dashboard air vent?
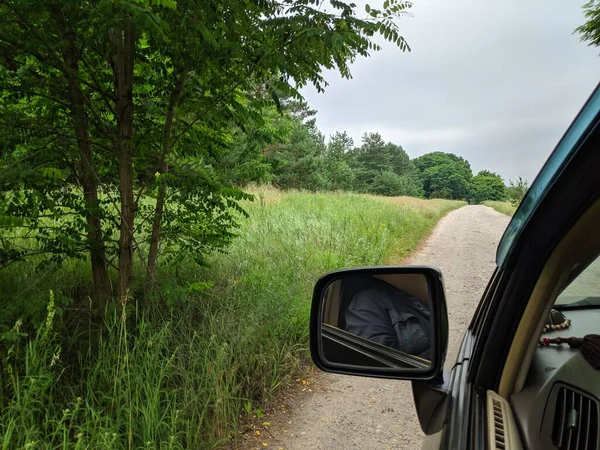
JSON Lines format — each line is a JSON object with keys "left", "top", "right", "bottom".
{"left": 552, "top": 386, "right": 599, "bottom": 450}
{"left": 487, "top": 391, "right": 522, "bottom": 450}
{"left": 492, "top": 397, "right": 506, "bottom": 449}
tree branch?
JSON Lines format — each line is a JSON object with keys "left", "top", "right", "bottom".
{"left": 3, "top": 3, "right": 67, "bottom": 73}
{"left": 79, "top": 53, "right": 117, "bottom": 116}
{"left": 80, "top": 90, "right": 116, "bottom": 145}
{"left": 0, "top": 35, "right": 66, "bottom": 74}
{"left": 0, "top": 87, "right": 70, "bottom": 109}
{"left": 1, "top": 120, "right": 115, "bottom": 154}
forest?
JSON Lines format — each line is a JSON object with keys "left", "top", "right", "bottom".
{"left": 219, "top": 96, "right": 528, "bottom": 204}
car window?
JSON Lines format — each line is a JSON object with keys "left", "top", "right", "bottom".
{"left": 496, "top": 85, "right": 600, "bottom": 268}
{"left": 555, "top": 258, "right": 600, "bottom": 306}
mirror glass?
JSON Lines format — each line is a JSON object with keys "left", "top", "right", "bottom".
{"left": 319, "top": 273, "right": 433, "bottom": 372}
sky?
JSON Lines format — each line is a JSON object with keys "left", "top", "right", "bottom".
{"left": 300, "top": 0, "right": 600, "bottom": 183}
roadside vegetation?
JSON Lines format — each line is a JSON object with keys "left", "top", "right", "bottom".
{"left": 0, "top": 3, "right": 418, "bottom": 447}
{"left": 0, "top": 188, "right": 463, "bottom": 448}
{"left": 482, "top": 177, "right": 530, "bottom": 215}
{"left": 482, "top": 201, "right": 518, "bottom": 216}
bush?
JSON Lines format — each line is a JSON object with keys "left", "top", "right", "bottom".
{"left": 505, "top": 177, "right": 529, "bottom": 204}
{"left": 370, "top": 171, "right": 423, "bottom": 197}
{"left": 429, "top": 187, "right": 454, "bottom": 199}
{"left": 482, "top": 200, "right": 517, "bottom": 216}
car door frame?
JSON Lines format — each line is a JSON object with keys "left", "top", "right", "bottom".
{"left": 471, "top": 87, "right": 600, "bottom": 393}
{"left": 435, "top": 84, "right": 600, "bottom": 450}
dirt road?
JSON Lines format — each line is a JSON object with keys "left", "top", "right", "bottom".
{"left": 250, "top": 205, "right": 511, "bottom": 450}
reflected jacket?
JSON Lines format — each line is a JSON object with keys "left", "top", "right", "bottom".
{"left": 344, "top": 278, "right": 432, "bottom": 358}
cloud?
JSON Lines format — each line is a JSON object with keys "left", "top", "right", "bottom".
{"left": 301, "top": 0, "right": 600, "bottom": 182}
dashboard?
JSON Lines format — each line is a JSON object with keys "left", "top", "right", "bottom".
{"left": 510, "top": 308, "right": 600, "bottom": 450}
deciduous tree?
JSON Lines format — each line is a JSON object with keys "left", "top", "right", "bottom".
{"left": 576, "top": 0, "right": 600, "bottom": 47}
{"left": 469, "top": 170, "right": 506, "bottom": 204}
{"left": 413, "top": 152, "right": 472, "bottom": 199}
{"left": 0, "top": 0, "right": 414, "bottom": 304}
{"left": 506, "top": 177, "right": 529, "bottom": 204}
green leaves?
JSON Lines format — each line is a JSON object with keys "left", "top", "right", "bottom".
{"left": 575, "top": 0, "right": 600, "bottom": 47}
{"left": 469, "top": 171, "right": 506, "bottom": 204}
{"left": 38, "top": 168, "right": 65, "bottom": 181}
{"left": 135, "top": 0, "right": 178, "bottom": 8}
{"left": 0, "top": 0, "right": 416, "bottom": 301}
{"left": 0, "top": 215, "right": 28, "bottom": 228}
{"left": 414, "top": 152, "right": 473, "bottom": 200}
{"left": 377, "top": 19, "right": 411, "bottom": 51}
{"left": 341, "top": 132, "right": 422, "bottom": 195}
{"left": 506, "top": 177, "right": 529, "bottom": 203}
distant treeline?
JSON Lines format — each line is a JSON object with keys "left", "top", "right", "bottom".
{"left": 216, "top": 100, "right": 528, "bottom": 204}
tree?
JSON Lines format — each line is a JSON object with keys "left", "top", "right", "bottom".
{"left": 506, "top": 177, "right": 529, "bottom": 204}
{"left": 320, "top": 133, "right": 356, "bottom": 190}
{"left": 413, "top": 151, "right": 472, "bottom": 174}
{"left": 469, "top": 171, "right": 506, "bottom": 204}
{"left": 575, "top": 0, "right": 600, "bottom": 47}
{"left": 423, "top": 163, "right": 471, "bottom": 199}
{"left": 370, "top": 170, "right": 423, "bottom": 197}
{"left": 347, "top": 132, "right": 411, "bottom": 190}
{"left": 0, "top": 0, "right": 414, "bottom": 305}
{"left": 218, "top": 105, "right": 297, "bottom": 186}
{"left": 386, "top": 142, "right": 411, "bottom": 176}
{"left": 217, "top": 129, "right": 274, "bottom": 186}
{"left": 355, "top": 132, "right": 390, "bottom": 170}
{"left": 325, "top": 159, "right": 357, "bottom": 191}
{"left": 403, "top": 162, "right": 425, "bottom": 197}
{"left": 413, "top": 152, "right": 472, "bottom": 199}
{"left": 326, "top": 131, "right": 354, "bottom": 159}
{"left": 265, "top": 118, "right": 330, "bottom": 191}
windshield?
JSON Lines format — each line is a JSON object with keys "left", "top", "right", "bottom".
{"left": 496, "top": 84, "right": 600, "bottom": 268}
{"left": 556, "top": 258, "right": 600, "bottom": 306}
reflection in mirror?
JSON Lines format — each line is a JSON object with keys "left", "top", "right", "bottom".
{"left": 320, "top": 273, "right": 433, "bottom": 372}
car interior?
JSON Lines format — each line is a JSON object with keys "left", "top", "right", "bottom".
{"left": 491, "top": 197, "right": 600, "bottom": 450}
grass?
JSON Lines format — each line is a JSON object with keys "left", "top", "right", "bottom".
{"left": 0, "top": 187, "right": 464, "bottom": 449}
{"left": 482, "top": 200, "right": 517, "bottom": 216}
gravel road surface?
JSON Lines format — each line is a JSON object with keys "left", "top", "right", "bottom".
{"left": 248, "top": 205, "right": 511, "bottom": 450}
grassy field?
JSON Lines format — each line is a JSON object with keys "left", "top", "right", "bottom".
{"left": 482, "top": 200, "right": 517, "bottom": 216}
{"left": 0, "top": 187, "right": 464, "bottom": 449}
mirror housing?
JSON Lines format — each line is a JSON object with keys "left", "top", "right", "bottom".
{"left": 310, "top": 266, "right": 449, "bottom": 381}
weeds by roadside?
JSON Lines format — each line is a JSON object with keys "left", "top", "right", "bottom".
{"left": 0, "top": 189, "right": 463, "bottom": 448}
{"left": 482, "top": 200, "right": 517, "bottom": 216}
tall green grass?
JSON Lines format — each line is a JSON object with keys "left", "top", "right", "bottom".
{"left": 0, "top": 188, "right": 464, "bottom": 449}
{"left": 482, "top": 200, "right": 517, "bottom": 216}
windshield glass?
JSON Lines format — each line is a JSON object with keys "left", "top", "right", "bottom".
{"left": 556, "top": 258, "right": 600, "bottom": 306}
{"left": 496, "top": 84, "right": 600, "bottom": 268}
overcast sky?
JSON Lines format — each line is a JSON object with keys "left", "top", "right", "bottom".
{"left": 301, "top": 0, "right": 600, "bottom": 182}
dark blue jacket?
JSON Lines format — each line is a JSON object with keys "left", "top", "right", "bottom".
{"left": 344, "top": 278, "right": 432, "bottom": 358}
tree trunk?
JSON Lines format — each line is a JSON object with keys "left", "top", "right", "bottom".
{"left": 146, "top": 72, "right": 186, "bottom": 287}
{"left": 62, "top": 39, "right": 111, "bottom": 307}
{"left": 111, "top": 24, "right": 136, "bottom": 302}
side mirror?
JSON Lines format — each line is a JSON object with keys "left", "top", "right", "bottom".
{"left": 310, "top": 266, "right": 449, "bottom": 381}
